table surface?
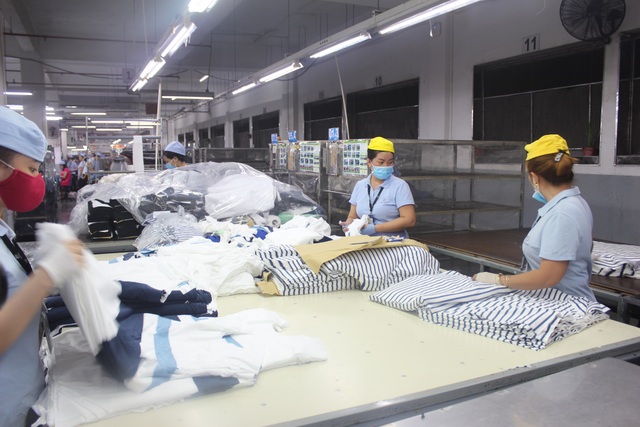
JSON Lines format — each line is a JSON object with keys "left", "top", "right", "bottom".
{"left": 414, "top": 229, "right": 640, "bottom": 296}
{"left": 85, "top": 289, "right": 640, "bottom": 427}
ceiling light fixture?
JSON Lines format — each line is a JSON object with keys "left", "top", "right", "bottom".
{"left": 131, "top": 78, "right": 148, "bottom": 92}
{"left": 7, "top": 105, "right": 23, "bottom": 111}
{"left": 379, "top": 0, "right": 485, "bottom": 35}
{"left": 3, "top": 91, "right": 32, "bottom": 96}
{"left": 188, "top": 0, "right": 219, "bottom": 13}
{"left": 159, "top": 20, "right": 197, "bottom": 58}
{"left": 96, "top": 128, "right": 123, "bottom": 132}
{"left": 310, "top": 32, "right": 371, "bottom": 59}
{"left": 231, "top": 82, "right": 257, "bottom": 95}
{"left": 161, "top": 91, "right": 215, "bottom": 101}
{"left": 199, "top": 75, "right": 210, "bottom": 82}
{"left": 140, "top": 57, "right": 166, "bottom": 80}
{"left": 71, "top": 112, "right": 107, "bottom": 116}
{"left": 259, "top": 62, "right": 304, "bottom": 83}
{"left": 46, "top": 116, "right": 63, "bottom": 120}
{"left": 71, "top": 125, "right": 97, "bottom": 129}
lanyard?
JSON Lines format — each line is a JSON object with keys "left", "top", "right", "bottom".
{"left": 367, "top": 185, "right": 384, "bottom": 215}
{"left": 1, "top": 234, "right": 33, "bottom": 274}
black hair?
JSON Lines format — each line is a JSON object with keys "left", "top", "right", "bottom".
{"left": 0, "top": 146, "right": 19, "bottom": 164}
{"left": 164, "top": 151, "right": 185, "bottom": 162}
{"left": 367, "top": 149, "right": 394, "bottom": 161}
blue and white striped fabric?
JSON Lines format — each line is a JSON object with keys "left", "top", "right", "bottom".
{"left": 592, "top": 241, "right": 640, "bottom": 279}
{"left": 257, "top": 244, "right": 440, "bottom": 295}
{"left": 370, "top": 271, "right": 610, "bottom": 350}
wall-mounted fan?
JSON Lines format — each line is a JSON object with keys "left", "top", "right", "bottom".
{"left": 560, "top": 0, "right": 626, "bottom": 43}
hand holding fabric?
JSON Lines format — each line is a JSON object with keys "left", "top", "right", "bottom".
{"left": 472, "top": 272, "right": 501, "bottom": 285}
{"left": 360, "top": 223, "right": 376, "bottom": 235}
{"left": 36, "top": 238, "right": 85, "bottom": 288}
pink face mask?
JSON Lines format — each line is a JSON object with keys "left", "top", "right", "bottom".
{"left": 0, "top": 160, "right": 45, "bottom": 212}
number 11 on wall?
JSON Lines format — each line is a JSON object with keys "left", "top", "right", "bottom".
{"left": 523, "top": 34, "right": 540, "bottom": 53}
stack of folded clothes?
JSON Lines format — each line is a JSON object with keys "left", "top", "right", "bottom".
{"left": 87, "top": 199, "right": 142, "bottom": 240}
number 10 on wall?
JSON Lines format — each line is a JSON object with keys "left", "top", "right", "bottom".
{"left": 523, "top": 34, "right": 540, "bottom": 53}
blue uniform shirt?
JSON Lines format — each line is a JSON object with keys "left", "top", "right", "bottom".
{"left": 522, "top": 187, "right": 596, "bottom": 301}
{"left": 0, "top": 220, "right": 45, "bottom": 427}
{"left": 349, "top": 174, "right": 415, "bottom": 238}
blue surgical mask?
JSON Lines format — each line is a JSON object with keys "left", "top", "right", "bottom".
{"left": 373, "top": 165, "right": 394, "bottom": 180}
{"left": 532, "top": 184, "right": 547, "bottom": 204}
{"left": 165, "top": 163, "right": 175, "bottom": 170}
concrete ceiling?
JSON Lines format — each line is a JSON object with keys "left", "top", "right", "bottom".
{"left": 1, "top": 0, "right": 406, "bottom": 130}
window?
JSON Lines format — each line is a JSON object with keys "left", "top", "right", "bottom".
{"left": 233, "top": 118, "right": 250, "bottom": 148}
{"left": 252, "top": 111, "right": 279, "bottom": 147}
{"left": 347, "top": 79, "right": 419, "bottom": 139}
{"left": 210, "top": 124, "right": 225, "bottom": 148}
{"left": 617, "top": 30, "right": 640, "bottom": 164}
{"left": 304, "top": 97, "right": 342, "bottom": 140}
{"left": 474, "top": 45, "right": 604, "bottom": 162}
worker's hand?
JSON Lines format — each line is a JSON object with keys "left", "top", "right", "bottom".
{"left": 339, "top": 219, "right": 354, "bottom": 233}
{"left": 36, "top": 239, "right": 86, "bottom": 288}
{"left": 360, "top": 223, "right": 376, "bottom": 235}
{"left": 472, "top": 272, "right": 501, "bottom": 285}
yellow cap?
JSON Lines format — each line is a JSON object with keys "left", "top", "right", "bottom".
{"left": 368, "top": 136, "right": 394, "bottom": 153}
{"left": 525, "top": 134, "right": 569, "bottom": 161}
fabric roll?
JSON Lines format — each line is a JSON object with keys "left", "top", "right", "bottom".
{"left": 267, "top": 215, "right": 281, "bottom": 228}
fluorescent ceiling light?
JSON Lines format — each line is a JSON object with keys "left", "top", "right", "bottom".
{"left": 125, "top": 120, "right": 157, "bottom": 125}
{"left": 127, "top": 125, "right": 154, "bottom": 129}
{"left": 160, "top": 22, "right": 197, "bottom": 58}
{"left": 90, "top": 120, "right": 125, "bottom": 124}
{"left": 46, "top": 116, "right": 63, "bottom": 120}
{"left": 60, "top": 128, "right": 69, "bottom": 131}
{"left": 46, "top": 106, "right": 54, "bottom": 111}
{"left": 71, "top": 112, "right": 107, "bottom": 116}
{"left": 310, "top": 32, "right": 371, "bottom": 59}
{"left": 259, "top": 62, "right": 303, "bottom": 83}
{"left": 7, "top": 105, "right": 23, "bottom": 111}
{"left": 140, "top": 57, "right": 166, "bottom": 79}
{"left": 112, "top": 139, "right": 122, "bottom": 144}
{"left": 231, "top": 82, "right": 257, "bottom": 95}
{"left": 379, "top": 0, "right": 484, "bottom": 35}
{"left": 199, "top": 75, "right": 210, "bottom": 82}
{"left": 131, "top": 78, "right": 148, "bottom": 92}
{"left": 96, "top": 128, "right": 123, "bottom": 132}
{"left": 71, "top": 125, "right": 97, "bottom": 128}
{"left": 161, "top": 92, "right": 214, "bottom": 101}
{"left": 3, "top": 91, "right": 32, "bottom": 96}
{"left": 188, "top": 0, "right": 219, "bottom": 13}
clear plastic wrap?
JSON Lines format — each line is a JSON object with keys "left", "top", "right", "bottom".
{"left": 67, "top": 162, "right": 325, "bottom": 237}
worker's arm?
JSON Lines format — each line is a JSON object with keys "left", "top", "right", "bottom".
{"left": 475, "top": 258, "right": 569, "bottom": 290}
{"left": 0, "top": 268, "right": 53, "bottom": 354}
{"left": 369, "top": 204, "right": 416, "bottom": 234}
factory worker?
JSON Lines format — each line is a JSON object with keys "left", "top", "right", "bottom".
{"left": 0, "top": 106, "right": 86, "bottom": 426}
{"left": 163, "top": 141, "right": 188, "bottom": 169}
{"left": 340, "top": 137, "right": 416, "bottom": 238}
{"left": 474, "top": 134, "right": 596, "bottom": 301}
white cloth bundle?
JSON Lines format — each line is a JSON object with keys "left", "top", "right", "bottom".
{"left": 36, "top": 223, "right": 121, "bottom": 355}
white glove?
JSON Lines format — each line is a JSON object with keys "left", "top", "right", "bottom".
{"left": 36, "top": 239, "right": 85, "bottom": 288}
{"left": 473, "top": 272, "right": 501, "bottom": 285}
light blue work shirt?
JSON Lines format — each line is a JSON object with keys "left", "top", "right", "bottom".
{"left": 349, "top": 174, "right": 415, "bottom": 238}
{"left": 0, "top": 220, "right": 45, "bottom": 427}
{"left": 522, "top": 187, "right": 595, "bottom": 301}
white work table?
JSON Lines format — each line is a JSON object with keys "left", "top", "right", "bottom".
{"left": 84, "top": 289, "right": 640, "bottom": 427}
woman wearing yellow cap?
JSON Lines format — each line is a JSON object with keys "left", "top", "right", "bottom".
{"left": 340, "top": 137, "right": 416, "bottom": 238}
{"left": 474, "top": 134, "right": 595, "bottom": 301}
